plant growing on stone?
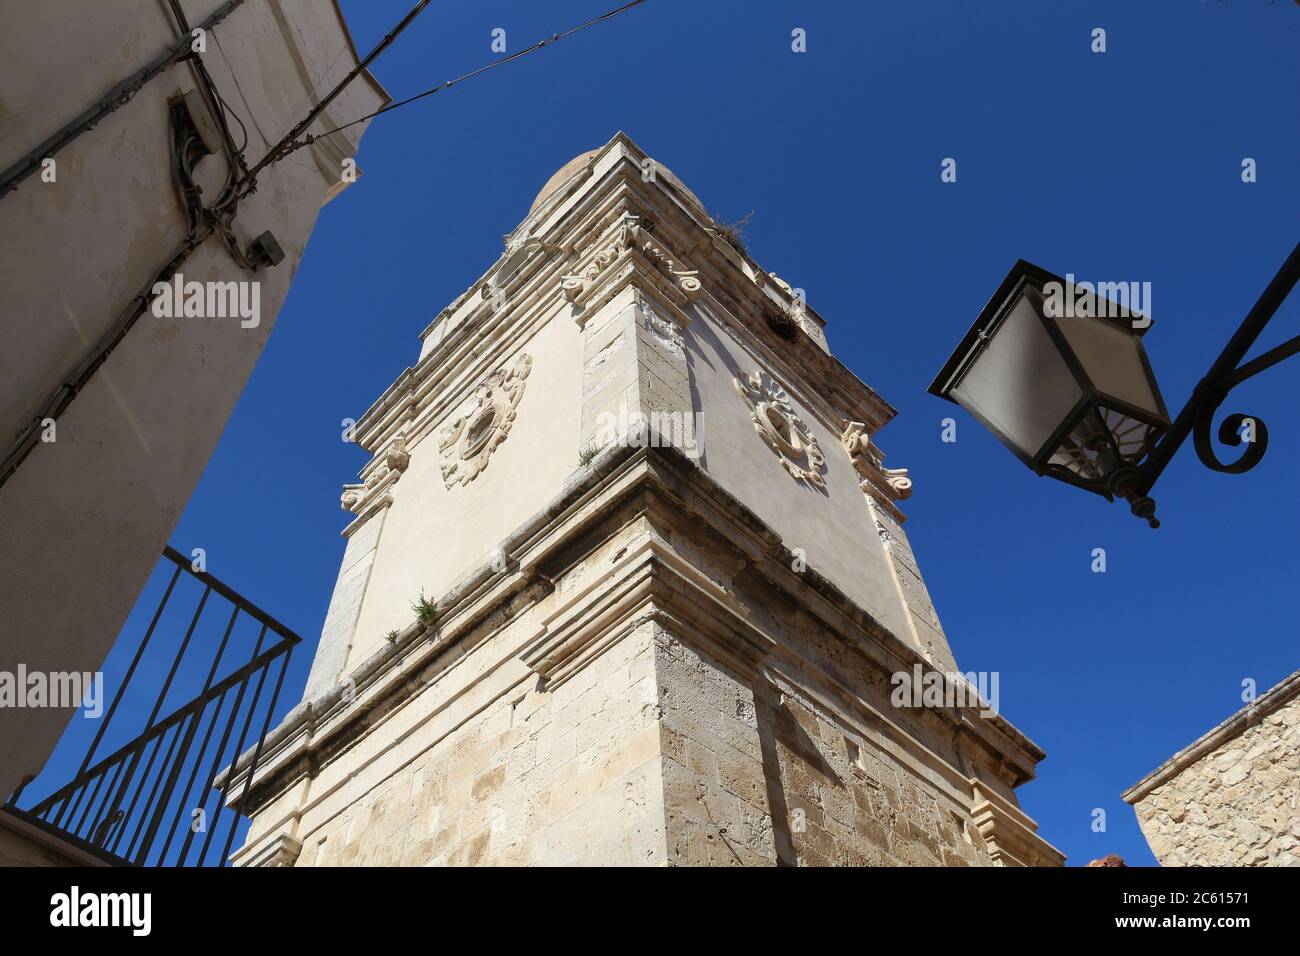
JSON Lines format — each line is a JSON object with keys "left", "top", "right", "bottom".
{"left": 762, "top": 300, "right": 800, "bottom": 341}
{"left": 411, "top": 590, "right": 435, "bottom": 627}
{"left": 711, "top": 209, "right": 754, "bottom": 256}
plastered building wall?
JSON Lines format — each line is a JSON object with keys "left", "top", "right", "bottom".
{"left": 343, "top": 309, "right": 585, "bottom": 673}
{"left": 0, "top": 0, "right": 386, "bottom": 801}
{"left": 683, "top": 305, "right": 917, "bottom": 652}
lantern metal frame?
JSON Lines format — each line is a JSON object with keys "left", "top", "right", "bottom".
{"left": 929, "top": 260, "right": 1170, "bottom": 497}
{"left": 931, "top": 242, "right": 1300, "bottom": 528}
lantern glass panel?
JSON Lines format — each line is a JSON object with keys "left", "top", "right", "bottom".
{"left": 949, "top": 292, "right": 1083, "bottom": 460}
{"left": 1053, "top": 314, "right": 1165, "bottom": 420}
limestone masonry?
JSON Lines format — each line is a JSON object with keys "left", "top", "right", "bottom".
{"left": 226, "top": 132, "right": 1064, "bottom": 867}
{"left": 1125, "top": 669, "right": 1300, "bottom": 866}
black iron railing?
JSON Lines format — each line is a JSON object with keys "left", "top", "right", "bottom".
{"left": 5, "top": 545, "right": 300, "bottom": 866}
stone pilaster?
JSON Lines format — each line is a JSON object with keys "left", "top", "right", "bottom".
{"left": 302, "top": 437, "right": 407, "bottom": 701}
{"left": 573, "top": 222, "right": 696, "bottom": 457}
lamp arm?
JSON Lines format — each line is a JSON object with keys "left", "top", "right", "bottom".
{"left": 1136, "top": 241, "right": 1300, "bottom": 492}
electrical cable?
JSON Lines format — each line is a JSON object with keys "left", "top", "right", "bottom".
{"left": 1, "top": 0, "right": 650, "bottom": 490}
{"left": 0, "top": 0, "right": 248, "bottom": 200}
{"left": 228, "top": 0, "right": 440, "bottom": 205}
{"left": 237, "top": 0, "right": 648, "bottom": 192}
{"left": 163, "top": 0, "right": 258, "bottom": 270}
{"left": 0, "top": 5, "right": 248, "bottom": 489}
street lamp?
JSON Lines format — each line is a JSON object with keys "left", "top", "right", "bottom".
{"left": 930, "top": 243, "right": 1300, "bottom": 528}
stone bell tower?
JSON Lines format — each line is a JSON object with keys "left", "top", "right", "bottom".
{"left": 227, "top": 132, "right": 1063, "bottom": 867}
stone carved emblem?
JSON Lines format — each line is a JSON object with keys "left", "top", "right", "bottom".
{"left": 638, "top": 233, "right": 702, "bottom": 299}
{"left": 733, "top": 368, "right": 825, "bottom": 488}
{"left": 841, "top": 421, "right": 911, "bottom": 507}
{"left": 438, "top": 354, "right": 533, "bottom": 488}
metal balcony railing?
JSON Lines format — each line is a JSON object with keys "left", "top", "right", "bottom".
{"left": 4, "top": 545, "right": 300, "bottom": 866}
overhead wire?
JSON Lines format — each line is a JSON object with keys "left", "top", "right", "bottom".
{"left": 235, "top": 0, "right": 649, "bottom": 194}
{"left": 226, "top": 0, "right": 440, "bottom": 205}
{"left": 1, "top": 0, "right": 650, "bottom": 490}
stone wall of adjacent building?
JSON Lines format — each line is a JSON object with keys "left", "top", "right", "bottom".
{"left": 0, "top": 0, "right": 387, "bottom": 804}
{"left": 1129, "top": 687, "right": 1300, "bottom": 866}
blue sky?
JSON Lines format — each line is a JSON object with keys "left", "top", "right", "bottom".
{"left": 34, "top": 1, "right": 1299, "bottom": 866}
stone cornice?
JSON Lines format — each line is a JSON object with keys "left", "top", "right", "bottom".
{"left": 520, "top": 537, "right": 777, "bottom": 691}
{"left": 223, "top": 444, "right": 1048, "bottom": 815}
{"left": 231, "top": 831, "right": 303, "bottom": 868}
{"left": 970, "top": 780, "right": 1066, "bottom": 867}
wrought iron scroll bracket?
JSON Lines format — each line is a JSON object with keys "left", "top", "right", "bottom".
{"left": 1131, "top": 242, "right": 1300, "bottom": 515}
{"left": 1190, "top": 332, "right": 1300, "bottom": 475}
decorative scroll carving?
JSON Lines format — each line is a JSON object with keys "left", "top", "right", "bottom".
{"left": 560, "top": 213, "right": 701, "bottom": 304}
{"left": 502, "top": 230, "right": 555, "bottom": 262}
{"left": 438, "top": 354, "right": 533, "bottom": 488}
{"left": 733, "top": 368, "right": 825, "bottom": 488}
{"left": 341, "top": 436, "right": 410, "bottom": 515}
{"left": 841, "top": 420, "right": 912, "bottom": 510}
{"left": 638, "top": 233, "right": 701, "bottom": 299}
{"left": 561, "top": 213, "right": 638, "bottom": 303}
